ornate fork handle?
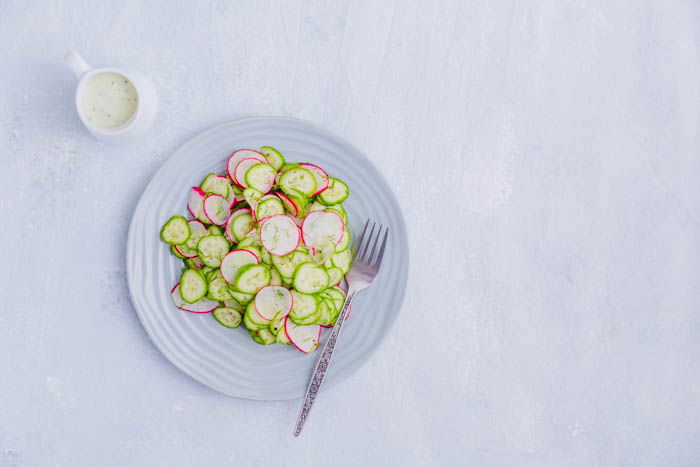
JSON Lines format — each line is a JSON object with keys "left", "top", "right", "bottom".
{"left": 293, "top": 290, "right": 357, "bottom": 436}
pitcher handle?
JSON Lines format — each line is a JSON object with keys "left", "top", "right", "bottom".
{"left": 64, "top": 50, "right": 93, "bottom": 79}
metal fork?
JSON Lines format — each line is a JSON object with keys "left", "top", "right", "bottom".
{"left": 293, "top": 220, "right": 389, "bottom": 436}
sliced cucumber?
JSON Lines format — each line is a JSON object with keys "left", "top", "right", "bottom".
{"left": 279, "top": 167, "right": 317, "bottom": 197}
{"left": 231, "top": 213, "right": 254, "bottom": 241}
{"left": 197, "top": 235, "right": 230, "bottom": 267}
{"left": 201, "top": 266, "right": 215, "bottom": 275}
{"left": 245, "top": 163, "right": 276, "bottom": 193}
{"left": 259, "top": 247, "right": 272, "bottom": 265}
{"left": 184, "top": 220, "right": 208, "bottom": 250}
{"left": 212, "top": 307, "right": 242, "bottom": 328}
{"left": 293, "top": 263, "right": 329, "bottom": 294}
{"left": 254, "top": 328, "right": 276, "bottom": 345}
{"left": 200, "top": 173, "right": 230, "bottom": 198}
{"left": 243, "top": 187, "right": 263, "bottom": 211}
{"left": 207, "top": 225, "right": 223, "bottom": 236}
{"left": 246, "top": 301, "right": 271, "bottom": 325}
{"left": 231, "top": 290, "right": 255, "bottom": 305}
{"left": 276, "top": 320, "right": 292, "bottom": 344}
{"left": 180, "top": 269, "right": 207, "bottom": 303}
{"left": 326, "top": 267, "right": 343, "bottom": 287}
{"left": 233, "top": 264, "right": 271, "bottom": 294}
{"left": 318, "top": 177, "right": 349, "bottom": 205}
{"left": 284, "top": 188, "right": 309, "bottom": 217}
{"left": 271, "top": 250, "right": 312, "bottom": 278}
{"left": 325, "top": 204, "right": 348, "bottom": 224}
{"left": 289, "top": 289, "right": 318, "bottom": 321}
{"left": 269, "top": 313, "right": 286, "bottom": 335}
{"left": 160, "top": 216, "right": 190, "bottom": 245}
{"left": 206, "top": 270, "right": 233, "bottom": 301}
{"left": 244, "top": 310, "right": 267, "bottom": 331}
{"left": 259, "top": 146, "right": 285, "bottom": 170}
{"left": 269, "top": 266, "right": 282, "bottom": 285}
{"left": 184, "top": 256, "right": 204, "bottom": 269}
{"left": 255, "top": 196, "right": 284, "bottom": 220}
{"left": 331, "top": 249, "right": 353, "bottom": 274}
{"left": 335, "top": 227, "right": 350, "bottom": 253}
{"left": 225, "top": 208, "right": 251, "bottom": 242}
{"left": 299, "top": 163, "right": 329, "bottom": 196}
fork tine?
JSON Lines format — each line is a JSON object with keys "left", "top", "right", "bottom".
{"left": 357, "top": 221, "right": 375, "bottom": 263}
{"left": 352, "top": 220, "right": 370, "bottom": 257}
{"left": 366, "top": 224, "right": 383, "bottom": 265}
{"left": 372, "top": 227, "right": 389, "bottom": 270}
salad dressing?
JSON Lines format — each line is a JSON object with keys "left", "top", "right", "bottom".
{"left": 79, "top": 72, "right": 138, "bottom": 129}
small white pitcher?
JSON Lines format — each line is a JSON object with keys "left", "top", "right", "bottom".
{"left": 64, "top": 50, "right": 158, "bottom": 144}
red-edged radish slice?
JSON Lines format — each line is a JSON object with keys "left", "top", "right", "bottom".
{"left": 214, "top": 175, "right": 236, "bottom": 207}
{"left": 240, "top": 248, "right": 260, "bottom": 262}
{"left": 203, "top": 194, "right": 231, "bottom": 225}
{"left": 276, "top": 192, "right": 298, "bottom": 217}
{"left": 302, "top": 211, "right": 345, "bottom": 247}
{"left": 285, "top": 318, "right": 321, "bottom": 353}
{"left": 259, "top": 215, "right": 301, "bottom": 256}
{"left": 220, "top": 249, "right": 259, "bottom": 284}
{"left": 174, "top": 244, "right": 197, "bottom": 258}
{"left": 171, "top": 283, "right": 218, "bottom": 313}
{"left": 233, "top": 158, "right": 264, "bottom": 188}
{"left": 255, "top": 286, "right": 293, "bottom": 321}
{"left": 187, "top": 187, "right": 206, "bottom": 217}
{"left": 299, "top": 163, "right": 329, "bottom": 196}
{"left": 227, "top": 149, "right": 268, "bottom": 184}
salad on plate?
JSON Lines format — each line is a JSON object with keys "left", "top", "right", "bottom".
{"left": 159, "top": 146, "right": 352, "bottom": 353}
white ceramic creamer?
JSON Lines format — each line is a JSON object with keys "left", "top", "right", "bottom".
{"left": 65, "top": 51, "right": 158, "bottom": 144}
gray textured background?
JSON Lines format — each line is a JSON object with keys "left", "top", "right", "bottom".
{"left": 1, "top": 1, "right": 699, "bottom": 466}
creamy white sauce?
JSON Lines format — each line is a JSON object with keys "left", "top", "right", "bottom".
{"left": 79, "top": 72, "right": 138, "bottom": 129}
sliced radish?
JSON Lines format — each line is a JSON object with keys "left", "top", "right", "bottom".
{"left": 227, "top": 149, "right": 268, "bottom": 184}
{"left": 171, "top": 283, "right": 218, "bottom": 313}
{"left": 213, "top": 175, "right": 236, "bottom": 207}
{"left": 302, "top": 211, "right": 345, "bottom": 248}
{"left": 220, "top": 249, "right": 259, "bottom": 284}
{"left": 233, "top": 158, "right": 264, "bottom": 188}
{"left": 187, "top": 187, "right": 206, "bottom": 217}
{"left": 259, "top": 215, "right": 301, "bottom": 256}
{"left": 174, "top": 243, "right": 197, "bottom": 258}
{"left": 285, "top": 318, "right": 321, "bottom": 353}
{"left": 203, "top": 194, "right": 231, "bottom": 225}
{"left": 276, "top": 192, "right": 298, "bottom": 216}
{"left": 240, "top": 248, "right": 260, "bottom": 262}
{"left": 299, "top": 163, "right": 329, "bottom": 196}
{"left": 255, "top": 286, "right": 293, "bottom": 320}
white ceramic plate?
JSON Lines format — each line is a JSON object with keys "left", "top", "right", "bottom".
{"left": 126, "top": 117, "right": 409, "bottom": 400}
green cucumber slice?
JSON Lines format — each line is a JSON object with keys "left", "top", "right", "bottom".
{"left": 259, "top": 146, "right": 285, "bottom": 171}
{"left": 318, "top": 177, "right": 349, "bottom": 205}
{"left": 244, "top": 163, "right": 276, "bottom": 193}
{"left": 160, "top": 216, "right": 190, "bottom": 245}
{"left": 197, "top": 235, "right": 230, "bottom": 267}
{"left": 206, "top": 270, "right": 233, "bottom": 301}
{"left": 293, "top": 263, "right": 329, "bottom": 294}
{"left": 233, "top": 264, "right": 271, "bottom": 294}
{"left": 279, "top": 167, "right": 317, "bottom": 197}
{"left": 289, "top": 289, "right": 318, "bottom": 321}
{"left": 212, "top": 307, "right": 242, "bottom": 328}
{"left": 231, "top": 213, "right": 254, "bottom": 241}
{"left": 179, "top": 269, "right": 207, "bottom": 303}
{"left": 200, "top": 173, "right": 230, "bottom": 198}
{"left": 331, "top": 249, "right": 353, "bottom": 274}
{"left": 255, "top": 197, "right": 285, "bottom": 220}
{"left": 326, "top": 267, "right": 343, "bottom": 287}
